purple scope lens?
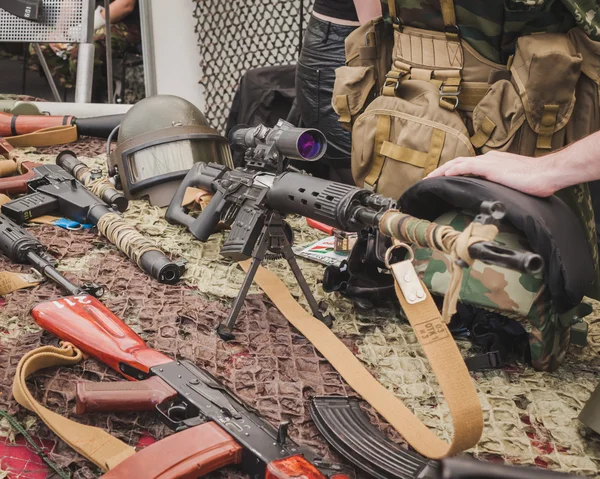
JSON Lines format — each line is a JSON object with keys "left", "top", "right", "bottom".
{"left": 297, "top": 132, "right": 322, "bottom": 159}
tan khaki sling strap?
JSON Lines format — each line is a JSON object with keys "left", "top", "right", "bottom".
{"left": 5, "top": 124, "right": 78, "bottom": 148}
{"left": 12, "top": 343, "right": 135, "bottom": 471}
{"left": 241, "top": 260, "right": 484, "bottom": 459}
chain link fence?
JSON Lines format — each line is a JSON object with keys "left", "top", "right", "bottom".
{"left": 194, "top": 0, "right": 314, "bottom": 132}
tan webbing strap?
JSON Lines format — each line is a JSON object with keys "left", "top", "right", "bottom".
{"left": 536, "top": 104, "right": 559, "bottom": 151}
{"left": 364, "top": 115, "right": 391, "bottom": 190}
{"left": 457, "top": 82, "right": 489, "bottom": 111}
{"left": 387, "top": 0, "right": 398, "bottom": 24}
{"left": 242, "top": 262, "right": 483, "bottom": 458}
{"left": 470, "top": 116, "right": 496, "bottom": 148}
{"left": 360, "top": 31, "right": 378, "bottom": 60}
{"left": 0, "top": 271, "right": 41, "bottom": 295}
{"left": 439, "top": 77, "right": 462, "bottom": 111}
{"left": 382, "top": 68, "right": 408, "bottom": 97}
{"left": 12, "top": 343, "right": 136, "bottom": 471}
{"left": 379, "top": 128, "right": 445, "bottom": 176}
{"left": 440, "top": 0, "right": 459, "bottom": 41}
{"left": 5, "top": 124, "right": 78, "bottom": 148}
{"left": 333, "top": 95, "right": 352, "bottom": 126}
{"left": 439, "top": 222, "right": 499, "bottom": 322}
{"left": 380, "top": 141, "right": 429, "bottom": 168}
{"left": 423, "top": 129, "right": 446, "bottom": 176}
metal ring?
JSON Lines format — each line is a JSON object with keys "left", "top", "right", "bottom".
{"left": 384, "top": 242, "right": 414, "bottom": 269}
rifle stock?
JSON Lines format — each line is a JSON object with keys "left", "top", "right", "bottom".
{"left": 32, "top": 295, "right": 171, "bottom": 379}
{"left": 103, "top": 422, "right": 242, "bottom": 479}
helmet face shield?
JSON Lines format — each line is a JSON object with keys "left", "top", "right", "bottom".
{"left": 126, "top": 138, "right": 233, "bottom": 185}
{"left": 111, "top": 126, "right": 233, "bottom": 207}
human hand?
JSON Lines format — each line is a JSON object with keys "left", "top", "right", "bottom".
{"left": 94, "top": 6, "right": 106, "bottom": 30}
{"left": 425, "top": 151, "right": 556, "bottom": 197}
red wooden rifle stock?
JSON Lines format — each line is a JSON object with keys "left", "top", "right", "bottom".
{"left": 0, "top": 137, "right": 42, "bottom": 194}
{"left": 32, "top": 295, "right": 347, "bottom": 479}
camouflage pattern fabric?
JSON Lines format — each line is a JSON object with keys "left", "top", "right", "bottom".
{"left": 1, "top": 134, "right": 600, "bottom": 476}
{"left": 412, "top": 211, "right": 566, "bottom": 371}
{"left": 383, "top": 0, "right": 600, "bottom": 63}
{"left": 556, "top": 183, "right": 600, "bottom": 300}
{"left": 30, "top": 23, "right": 144, "bottom": 103}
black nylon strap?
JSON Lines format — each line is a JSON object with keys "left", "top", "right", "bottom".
{"left": 10, "top": 114, "right": 17, "bottom": 136}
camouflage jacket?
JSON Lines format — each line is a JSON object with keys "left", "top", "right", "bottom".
{"left": 384, "top": 0, "right": 600, "bottom": 64}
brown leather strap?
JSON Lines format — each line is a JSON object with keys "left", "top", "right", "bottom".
{"left": 12, "top": 343, "right": 136, "bottom": 471}
{"left": 5, "top": 124, "right": 78, "bottom": 147}
{"left": 242, "top": 262, "right": 483, "bottom": 458}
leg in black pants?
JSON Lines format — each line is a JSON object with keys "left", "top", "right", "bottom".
{"left": 295, "top": 15, "right": 357, "bottom": 185}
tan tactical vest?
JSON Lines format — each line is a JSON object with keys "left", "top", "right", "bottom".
{"left": 332, "top": 0, "right": 600, "bottom": 300}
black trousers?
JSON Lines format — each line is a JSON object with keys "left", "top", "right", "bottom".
{"left": 295, "top": 15, "right": 357, "bottom": 185}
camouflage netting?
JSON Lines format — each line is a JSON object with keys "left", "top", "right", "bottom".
{"left": 1, "top": 138, "right": 600, "bottom": 478}
{"left": 194, "top": 0, "right": 314, "bottom": 132}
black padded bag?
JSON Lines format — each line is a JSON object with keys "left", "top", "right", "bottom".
{"left": 400, "top": 177, "right": 593, "bottom": 313}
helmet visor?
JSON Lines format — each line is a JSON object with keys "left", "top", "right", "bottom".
{"left": 126, "top": 138, "right": 233, "bottom": 184}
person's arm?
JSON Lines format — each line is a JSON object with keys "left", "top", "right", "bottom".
{"left": 101, "top": 0, "right": 136, "bottom": 23}
{"left": 426, "top": 130, "right": 600, "bottom": 197}
{"left": 354, "top": 0, "right": 382, "bottom": 23}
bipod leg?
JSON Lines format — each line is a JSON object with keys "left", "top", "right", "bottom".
{"left": 280, "top": 232, "right": 334, "bottom": 328}
{"left": 217, "top": 225, "right": 271, "bottom": 341}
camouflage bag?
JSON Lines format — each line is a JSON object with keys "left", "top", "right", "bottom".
{"left": 414, "top": 212, "right": 562, "bottom": 372}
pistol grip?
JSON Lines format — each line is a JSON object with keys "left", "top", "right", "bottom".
{"left": 100, "top": 422, "right": 242, "bottom": 479}
{"left": 76, "top": 376, "right": 177, "bottom": 414}
{"left": 0, "top": 168, "right": 38, "bottom": 196}
{"left": 189, "top": 189, "right": 225, "bottom": 241}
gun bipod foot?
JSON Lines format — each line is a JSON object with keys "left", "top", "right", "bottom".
{"left": 216, "top": 323, "right": 236, "bottom": 341}
{"left": 319, "top": 313, "right": 334, "bottom": 328}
